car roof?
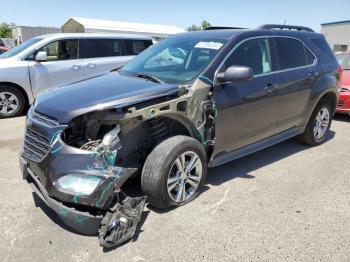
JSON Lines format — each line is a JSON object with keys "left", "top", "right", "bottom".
{"left": 34, "top": 33, "right": 152, "bottom": 41}
{"left": 171, "top": 28, "right": 322, "bottom": 40}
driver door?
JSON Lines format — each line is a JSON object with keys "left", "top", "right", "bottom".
{"left": 211, "top": 37, "right": 282, "bottom": 165}
{"left": 28, "top": 39, "right": 85, "bottom": 96}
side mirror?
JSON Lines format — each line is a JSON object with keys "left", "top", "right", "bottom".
{"left": 216, "top": 65, "right": 254, "bottom": 83}
{"left": 35, "top": 51, "right": 47, "bottom": 62}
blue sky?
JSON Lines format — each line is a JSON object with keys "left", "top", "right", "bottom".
{"left": 0, "top": 0, "right": 349, "bottom": 32}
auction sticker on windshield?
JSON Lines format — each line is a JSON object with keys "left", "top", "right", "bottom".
{"left": 195, "top": 42, "right": 223, "bottom": 50}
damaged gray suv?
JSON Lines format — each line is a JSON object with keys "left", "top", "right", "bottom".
{"left": 20, "top": 25, "right": 339, "bottom": 237}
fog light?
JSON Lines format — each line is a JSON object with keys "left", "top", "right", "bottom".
{"left": 56, "top": 174, "right": 102, "bottom": 195}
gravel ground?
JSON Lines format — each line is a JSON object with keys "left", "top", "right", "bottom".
{"left": 0, "top": 115, "right": 349, "bottom": 262}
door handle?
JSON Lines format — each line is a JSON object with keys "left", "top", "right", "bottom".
{"left": 265, "top": 83, "right": 278, "bottom": 94}
{"left": 71, "top": 65, "right": 81, "bottom": 71}
{"left": 308, "top": 71, "right": 318, "bottom": 80}
{"left": 87, "top": 63, "right": 96, "bottom": 68}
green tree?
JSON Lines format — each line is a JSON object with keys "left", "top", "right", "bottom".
{"left": 187, "top": 20, "right": 212, "bottom": 31}
{"left": 201, "top": 20, "right": 212, "bottom": 30}
{"left": 0, "top": 23, "right": 13, "bottom": 38}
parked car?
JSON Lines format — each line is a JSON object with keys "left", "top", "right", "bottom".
{"left": 335, "top": 52, "right": 350, "bottom": 115}
{"left": 20, "top": 24, "right": 339, "bottom": 235}
{"left": 0, "top": 33, "right": 153, "bottom": 118}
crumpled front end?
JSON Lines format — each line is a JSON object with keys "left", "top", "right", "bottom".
{"left": 20, "top": 107, "right": 136, "bottom": 235}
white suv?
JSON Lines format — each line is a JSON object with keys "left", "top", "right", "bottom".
{"left": 0, "top": 33, "right": 152, "bottom": 118}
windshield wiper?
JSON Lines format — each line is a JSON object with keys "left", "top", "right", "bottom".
{"left": 132, "top": 73, "right": 163, "bottom": 83}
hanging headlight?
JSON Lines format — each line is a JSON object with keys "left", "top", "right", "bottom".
{"left": 55, "top": 174, "right": 102, "bottom": 195}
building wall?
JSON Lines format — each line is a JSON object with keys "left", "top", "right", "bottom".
{"left": 12, "top": 26, "right": 60, "bottom": 44}
{"left": 321, "top": 23, "right": 350, "bottom": 51}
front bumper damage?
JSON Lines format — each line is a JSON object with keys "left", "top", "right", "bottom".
{"left": 20, "top": 110, "right": 139, "bottom": 235}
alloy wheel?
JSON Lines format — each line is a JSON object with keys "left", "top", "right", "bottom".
{"left": 0, "top": 92, "right": 19, "bottom": 115}
{"left": 167, "top": 151, "right": 203, "bottom": 203}
{"left": 313, "top": 107, "right": 330, "bottom": 140}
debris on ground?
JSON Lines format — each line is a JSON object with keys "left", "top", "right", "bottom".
{"left": 98, "top": 196, "right": 147, "bottom": 248}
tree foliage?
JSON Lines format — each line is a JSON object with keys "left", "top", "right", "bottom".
{"left": 187, "top": 20, "right": 212, "bottom": 31}
{"left": 0, "top": 23, "right": 14, "bottom": 38}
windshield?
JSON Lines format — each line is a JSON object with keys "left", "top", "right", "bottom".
{"left": 120, "top": 36, "right": 227, "bottom": 84}
{"left": 336, "top": 53, "right": 350, "bottom": 70}
{"left": 0, "top": 37, "right": 43, "bottom": 59}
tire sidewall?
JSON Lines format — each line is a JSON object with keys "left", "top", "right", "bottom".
{"left": 311, "top": 102, "right": 332, "bottom": 144}
{"left": 161, "top": 140, "right": 207, "bottom": 207}
{"left": 142, "top": 136, "right": 208, "bottom": 208}
{"left": 0, "top": 85, "right": 25, "bottom": 118}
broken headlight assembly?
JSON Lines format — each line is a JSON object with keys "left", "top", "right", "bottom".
{"left": 55, "top": 174, "right": 102, "bottom": 195}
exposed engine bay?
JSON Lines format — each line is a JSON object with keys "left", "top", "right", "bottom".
{"left": 62, "top": 78, "right": 216, "bottom": 172}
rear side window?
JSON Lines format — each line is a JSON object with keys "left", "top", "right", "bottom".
{"left": 82, "top": 39, "right": 124, "bottom": 58}
{"left": 124, "top": 40, "right": 152, "bottom": 55}
{"left": 273, "top": 38, "right": 315, "bottom": 70}
{"left": 309, "top": 38, "right": 335, "bottom": 63}
{"left": 222, "top": 38, "right": 272, "bottom": 75}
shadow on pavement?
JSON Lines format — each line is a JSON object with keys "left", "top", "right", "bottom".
{"left": 206, "top": 131, "right": 335, "bottom": 186}
{"left": 333, "top": 113, "right": 350, "bottom": 123}
{"left": 31, "top": 130, "right": 336, "bottom": 233}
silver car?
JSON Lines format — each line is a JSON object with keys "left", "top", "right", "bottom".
{"left": 0, "top": 33, "right": 153, "bottom": 118}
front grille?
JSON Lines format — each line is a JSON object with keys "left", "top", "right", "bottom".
{"left": 337, "top": 101, "right": 344, "bottom": 108}
{"left": 32, "top": 110, "right": 59, "bottom": 127}
{"left": 22, "top": 128, "right": 51, "bottom": 162}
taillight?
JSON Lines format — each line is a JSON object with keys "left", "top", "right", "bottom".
{"left": 337, "top": 65, "right": 343, "bottom": 88}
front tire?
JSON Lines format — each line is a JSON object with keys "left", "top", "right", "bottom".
{"left": 0, "top": 85, "right": 26, "bottom": 118}
{"left": 141, "top": 135, "right": 207, "bottom": 209}
{"left": 299, "top": 99, "right": 332, "bottom": 146}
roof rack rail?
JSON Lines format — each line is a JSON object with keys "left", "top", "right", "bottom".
{"left": 258, "top": 24, "right": 314, "bottom": 32}
{"left": 204, "top": 26, "right": 246, "bottom": 30}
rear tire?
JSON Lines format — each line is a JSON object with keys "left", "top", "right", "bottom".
{"left": 299, "top": 99, "right": 332, "bottom": 146}
{"left": 0, "top": 85, "right": 26, "bottom": 118}
{"left": 141, "top": 135, "right": 207, "bottom": 209}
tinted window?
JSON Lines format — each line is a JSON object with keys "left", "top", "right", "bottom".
{"left": 124, "top": 40, "right": 152, "bottom": 55}
{"left": 222, "top": 38, "right": 272, "bottom": 75}
{"left": 27, "top": 39, "right": 78, "bottom": 61}
{"left": 274, "top": 38, "right": 315, "bottom": 70}
{"left": 82, "top": 39, "right": 124, "bottom": 58}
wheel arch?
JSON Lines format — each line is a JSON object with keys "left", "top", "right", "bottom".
{"left": 0, "top": 81, "right": 30, "bottom": 108}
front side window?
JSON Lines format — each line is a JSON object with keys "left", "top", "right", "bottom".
{"left": 82, "top": 39, "right": 124, "bottom": 58}
{"left": 121, "top": 37, "right": 227, "bottom": 84}
{"left": 273, "top": 38, "right": 315, "bottom": 70}
{"left": 28, "top": 39, "right": 79, "bottom": 61}
{"left": 222, "top": 38, "right": 272, "bottom": 76}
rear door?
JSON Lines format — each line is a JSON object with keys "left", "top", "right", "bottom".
{"left": 270, "top": 37, "right": 317, "bottom": 132}
{"left": 28, "top": 39, "right": 84, "bottom": 96}
{"left": 212, "top": 37, "right": 282, "bottom": 163}
{"left": 81, "top": 38, "right": 151, "bottom": 78}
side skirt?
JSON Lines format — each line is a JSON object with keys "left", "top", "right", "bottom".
{"left": 209, "top": 127, "right": 304, "bottom": 168}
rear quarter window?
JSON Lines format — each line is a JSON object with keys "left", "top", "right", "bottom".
{"left": 273, "top": 37, "right": 315, "bottom": 70}
{"left": 309, "top": 37, "right": 336, "bottom": 63}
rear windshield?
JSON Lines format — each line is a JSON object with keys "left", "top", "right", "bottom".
{"left": 336, "top": 53, "right": 350, "bottom": 70}
{"left": 0, "top": 37, "right": 43, "bottom": 59}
